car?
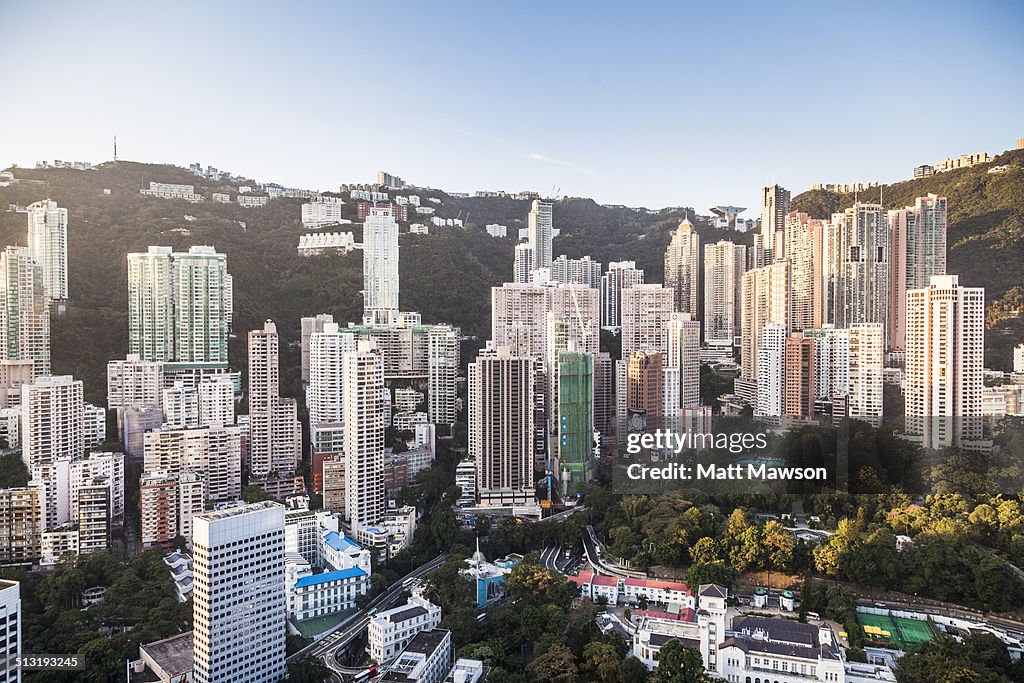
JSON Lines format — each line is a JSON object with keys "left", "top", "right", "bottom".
{"left": 367, "top": 607, "right": 378, "bottom": 616}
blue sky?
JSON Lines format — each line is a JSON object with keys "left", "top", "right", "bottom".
{"left": 1, "top": 0, "right": 1022, "bottom": 213}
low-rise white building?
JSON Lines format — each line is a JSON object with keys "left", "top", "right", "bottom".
{"left": 381, "top": 629, "right": 452, "bottom": 683}
{"left": 286, "top": 557, "right": 369, "bottom": 622}
{"left": 140, "top": 182, "right": 202, "bottom": 202}
{"left": 318, "top": 529, "right": 373, "bottom": 574}
{"left": 298, "top": 231, "right": 357, "bottom": 255}
{"left": 368, "top": 596, "right": 442, "bottom": 664}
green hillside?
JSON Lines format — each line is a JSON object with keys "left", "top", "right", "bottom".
{"left": 792, "top": 147, "right": 1024, "bottom": 369}
{"left": 2, "top": 152, "right": 1020, "bottom": 406}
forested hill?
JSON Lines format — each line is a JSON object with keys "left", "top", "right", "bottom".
{"left": 0, "top": 162, "right": 735, "bottom": 403}
{"left": 1, "top": 151, "right": 1020, "bottom": 406}
{"left": 791, "top": 147, "right": 1024, "bottom": 367}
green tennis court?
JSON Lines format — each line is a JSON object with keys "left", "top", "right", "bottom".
{"left": 857, "top": 612, "right": 935, "bottom": 649}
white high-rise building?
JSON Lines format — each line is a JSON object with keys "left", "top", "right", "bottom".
{"left": 21, "top": 375, "right": 84, "bottom": 469}
{"left": 307, "top": 323, "right": 357, "bottom": 428}
{"left": 192, "top": 502, "right": 287, "bottom": 683}
{"left": 527, "top": 200, "right": 554, "bottom": 270}
{"left": 469, "top": 345, "right": 535, "bottom": 507}
{"left": 600, "top": 261, "right": 644, "bottom": 330}
{"left": 666, "top": 313, "right": 701, "bottom": 412}
{"left": 302, "top": 200, "right": 345, "bottom": 229}
{"left": 363, "top": 206, "right": 400, "bottom": 325}
{"left": 810, "top": 326, "right": 850, "bottom": 401}
{"left": 127, "top": 246, "right": 230, "bottom": 364}
{"left": 664, "top": 219, "right": 700, "bottom": 315}
{"left": 163, "top": 377, "right": 235, "bottom": 429}
{"left": 905, "top": 275, "right": 986, "bottom": 450}
{"left": 26, "top": 199, "right": 68, "bottom": 301}
{"left": 848, "top": 323, "right": 884, "bottom": 422}
{"left": 107, "top": 354, "right": 164, "bottom": 410}
{"left": 301, "top": 313, "right": 335, "bottom": 382}
{"left": 832, "top": 204, "right": 890, "bottom": 343}
{"left": 0, "top": 580, "right": 21, "bottom": 683}
{"left": 0, "top": 246, "right": 50, "bottom": 378}
{"left": 784, "top": 213, "right": 825, "bottom": 332}
{"left": 740, "top": 261, "right": 790, "bottom": 381}
{"left": 248, "top": 321, "right": 301, "bottom": 479}
{"left": 512, "top": 244, "right": 535, "bottom": 284}
{"left": 492, "top": 283, "right": 550, "bottom": 360}
{"left": 755, "top": 323, "right": 787, "bottom": 421}
{"left": 621, "top": 285, "right": 675, "bottom": 358}
{"left": 551, "top": 255, "right": 602, "bottom": 289}
{"left": 343, "top": 345, "right": 386, "bottom": 536}
{"left": 760, "top": 184, "right": 790, "bottom": 260}
{"left": 427, "top": 325, "right": 459, "bottom": 425}
{"left": 888, "top": 194, "right": 947, "bottom": 351}
{"left": 703, "top": 241, "right": 746, "bottom": 346}
{"left": 143, "top": 425, "right": 242, "bottom": 502}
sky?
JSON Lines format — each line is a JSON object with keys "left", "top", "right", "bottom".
{"left": 1, "top": 0, "right": 1023, "bottom": 213}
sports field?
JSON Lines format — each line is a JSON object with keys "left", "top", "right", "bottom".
{"left": 857, "top": 612, "right": 935, "bottom": 649}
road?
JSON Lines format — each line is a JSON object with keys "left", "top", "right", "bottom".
{"left": 583, "top": 525, "right": 646, "bottom": 578}
{"left": 540, "top": 544, "right": 578, "bottom": 575}
{"left": 289, "top": 552, "right": 449, "bottom": 673}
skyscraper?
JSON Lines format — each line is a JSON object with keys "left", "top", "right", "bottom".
{"left": 848, "top": 323, "right": 883, "bottom": 423}
{"left": 307, "top": 322, "right": 357, "bottom": 428}
{"left": 0, "top": 580, "right": 21, "bottom": 683}
{"left": 492, "top": 283, "right": 550, "bottom": 359}
{"left": 192, "top": 502, "right": 287, "bottom": 683}
{"left": 888, "top": 194, "right": 947, "bottom": 351}
{"left": 343, "top": 344, "right": 386, "bottom": 535}
{"left": 621, "top": 284, "right": 675, "bottom": 358}
{"left": 512, "top": 243, "right": 535, "bottom": 284}
{"left": 664, "top": 219, "right": 700, "bottom": 316}
{"left": 301, "top": 313, "right": 335, "bottom": 382}
{"left": 740, "top": 261, "right": 790, "bottom": 381}
{"left": 0, "top": 246, "right": 50, "bottom": 378}
{"left": 832, "top": 204, "right": 890, "bottom": 343}
{"left": 626, "top": 351, "right": 664, "bottom": 422}
{"left": 760, "top": 184, "right": 790, "bottom": 260}
{"left": 26, "top": 199, "right": 68, "bottom": 301}
{"left": 600, "top": 261, "right": 644, "bottom": 330}
{"left": 427, "top": 325, "right": 460, "bottom": 425}
{"left": 527, "top": 200, "right": 554, "bottom": 270}
{"left": 248, "top": 321, "right": 300, "bottom": 479}
{"left": 21, "top": 375, "right": 84, "bottom": 469}
{"left": 666, "top": 312, "right": 701, "bottom": 412}
{"left": 784, "top": 333, "right": 815, "bottom": 418}
{"left": 784, "top": 213, "right": 825, "bottom": 332}
{"left": 703, "top": 241, "right": 747, "bottom": 347}
{"left": 905, "top": 275, "right": 985, "bottom": 450}
{"left": 555, "top": 350, "right": 593, "bottom": 497}
{"left": 127, "top": 246, "right": 230, "bottom": 365}
{"left": 551, "top": 255, "right": 602, "bottom": 289}
{"left": 469, "top": 345, "right": 535, "bottom": 507}
{"left": 755, "top": 323, "right": 787, "bottom": 421}
{"left": 363, "top": 206, "right": 400, "bottom": 325}
{"left": 106, "top": 354, "right": 163, "bottom": 410}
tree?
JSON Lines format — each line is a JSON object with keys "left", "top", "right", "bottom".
{"left": 583, "top": 642, "right": 621, "bottom": 683}
{"left": 649, "top": 640, "right": 709, "bottom": 683}
{"left": 241, "top": 484, "right": 272, "bottom": 503}
{"left": 688, "top": 537, "right": 722, "bottom": 565}
{"left": 505, "top": 561, "right": 579, "bottom": 609}
{"left": 761, "top": 520, "right": 795, "bottom": 571}
{"left": 527, "top": 643, "right": 578, "bottom": 683}
{"left": 685, "top": 562, "right": 737, "bottom": 590}
{"left": 287, "top": 655, "right": 330, "bottom": 683}
{"left": 618, "top": 656, "right": 650, "bottom": 683}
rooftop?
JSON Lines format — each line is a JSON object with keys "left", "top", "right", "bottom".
{"left": 294, "top": 567, "right": 367, "bottom": 588}
{"left": 322, "top": 530, "right": 361, "bottom": 552}
{"left": 139, "top": 631, "right": 193, "bottom": 677}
